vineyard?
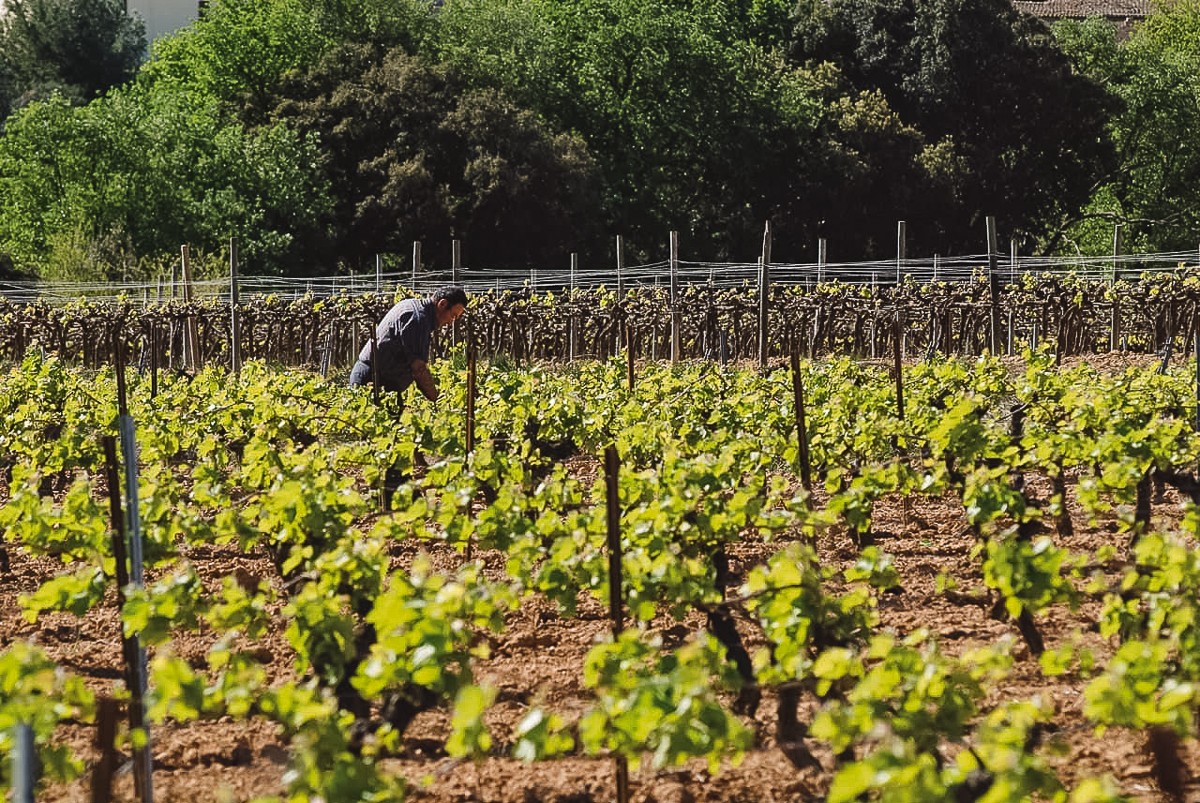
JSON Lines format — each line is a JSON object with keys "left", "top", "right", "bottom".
{"left": 4, "top": 332, "right": 1200, "bottom": 802}
{"left": 7, "top": 270, "right": 1200, "bottom": 369}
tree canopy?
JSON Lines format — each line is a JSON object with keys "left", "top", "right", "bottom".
{"left": 3, "top": 0, "right": 1196, "bottom": 278}
{"left": 1055, "top": 3, "right": 1200, "bottom": 254}
{"left": 791, "top": 0, "right": 1116, "bottom": 256}
{"left": 267, "top": 43, "right": 603, "bottom": 268}
{"left": 0, "top": 0, "right": 145, "bottom": 120}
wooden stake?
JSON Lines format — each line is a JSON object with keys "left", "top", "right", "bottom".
{"left": 230, "top": 237, "right": 241, "bottom": 376}
{"left": 669, "top": 231, "right": 680, "bottom": 362}
{"left": 90, "top": 697, "right": 120, "bottom": 803}
{"left": 986, "top": 217, "right": 1001, "bottom": 355}
{"left": 1194, "top": 330, "right": 1200, "bottom": 434}
{"left": 603, "top": 444, "right": 630, "bottom": 803}
{"left": 369, "top": 324, "right": 381, "bottom": 407}
{"left": 466, "top": 325, "right": 477, "bottom": 454}
{"left": 626, "top": 324, "right": 635, "bottom": 392}
{"left": 1111, "top": 224, "right": 1123, "bottom": 352}
{"left": 790, "top": 352, "right": 812, "bottom": 492}
{"left": 149, "top": 324, "right": 158, "bottom": 400}
{"left": 180, "top": 245, "right": 199, "bottom": 371}
{"left": 616, "top": 235, "right": 625, "bottom": 299}
{"left": 569, "top": 253, "right": 578, "bottom": 362}
{"left": 758, "top": 221, "right": 772, "bottom": 371}
{"left": 893, "top": 314, "right": 905, "bottom": 422}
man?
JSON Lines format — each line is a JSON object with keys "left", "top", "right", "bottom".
{"left": 349, "top": 286, "right": 468, "bottom": 403}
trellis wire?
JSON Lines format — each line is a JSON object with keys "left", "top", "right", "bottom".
{"left": 4, "top": 249, "right": 1199, "bottom": 305}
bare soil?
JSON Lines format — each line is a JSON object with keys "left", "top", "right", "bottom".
{"left": 6, "top": 350, "right": 1199, "bottom": 802}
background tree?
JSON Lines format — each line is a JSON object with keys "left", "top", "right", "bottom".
{"left": 0, "top": 86, "right": 330, "bottom": 279}
{"left": 1055, "top": 6, "right": 1200, "bottom": 254}
{"left": 433, "top": 0, "right": 836, "bottom": 260}
{"left": 790, "top": 0, "right": 1117, "bottom": 256}
{"left": 0, "top": 0, "right": 145, "bottom": 120}
{"left": 144, "top": 0, "right": 436, "bottom": 120}
{"left": 269, "top": 43, "right": 602, "bottom": 269}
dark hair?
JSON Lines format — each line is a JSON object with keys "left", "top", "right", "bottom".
{"left": 432, "top": 286, "right": 469, "bottom": 308}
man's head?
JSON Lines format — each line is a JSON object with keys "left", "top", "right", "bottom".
{"left": 432, "top": 286, "right": 469, "bottom": 327}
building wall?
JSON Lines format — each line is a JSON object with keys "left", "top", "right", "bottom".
{"left": 127, "top": 0, "right": 199, "bottom": 43}
{"left": 0, "top": 0, "right": 197, "bottom": 42}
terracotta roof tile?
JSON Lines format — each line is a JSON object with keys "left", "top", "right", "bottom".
{"left": 1013, "top": 0, "right": 1152, "bottom": 18}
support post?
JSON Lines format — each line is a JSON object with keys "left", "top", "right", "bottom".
{"left": 626, "top": 325, "right": 635, "bottom": 392}
{"left": 180, "top": 245, "right": 199, "bottom": 371}
{"left": 90, "top": 697, "right": 120, "bottom": 803}
{"left": 369, "top": 325, "right": 381, "bottom": 407}
{"left": 893, "top": 314, "right": 905, "bottom": 422}
{"left": 112, "top": 341, "right": 153, "bottom": 803}
{"left": 1111, "top": 224, "right": 1123, "bottom": 352}
{"left": 452, "top": 240, "right": 462, "bottom": 346}
{"left": 817, "top": 238, "right": 827, "bottom": 284}
{"left": 986, "top": 217, "right": 1001, "bottom": 354}
{"left": 616, "top": 235, "right": 625, "bottom": 298}
{"left": 669, "top": 231, "right": 680, "bottom": 362}
{"left": 896, "top": 220, "right": 906, "bottom": 284}
{"left": 11, "top": 723, "right": 34, "bottom": 803}
{"left": 758, "top": 221, "right": 772, "bottom": 371}
{"left": 1194, "top": 328, "right": 1200, "bottom": 433}
{"left": 230, "top": 237, "right": 241, "bottom": 375}
{"left": 411, "top": 241, "right": 421, "bottom": 290}
{"left": 603, "top": 445, "right": 630, "bottom": 803}
{"left": 790, "top": 352, "right": 812, "bottom": 492}
{"left": 466, "top": 325, "right": 476, "bottom": 454}
{"left": 569, "top": 252, "right": 578, "bottom": 362}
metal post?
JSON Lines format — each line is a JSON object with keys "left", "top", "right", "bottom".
{"left": 452, "top": 239, "right": 461, "bottom": 286}
{"left": 818, "top": 238, "right": 827, "bottom": 284}
{"left": 896, "top": 220, "right": 906, "bottom": 284}
{"left": 113, "top": 339, "right": 153, "bottom": 803}
{"left": 11, "top": 723, "right": 34, "bottom": 803}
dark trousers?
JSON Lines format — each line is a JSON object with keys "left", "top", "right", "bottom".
{"left": 349, "top": 359, "right": 411, "bottom": 508}
{"left": 348, "top": 359, "right": 372, "bottom": 387}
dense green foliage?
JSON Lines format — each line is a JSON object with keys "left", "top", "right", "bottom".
{"left": 0, "top": 0, "right": 1195, "bottom": 277}
{"left": 790, "top": 0, "right": 1116, "bottom": 256}
{"left": 1054, "top": 1, "right": 1200, "bottom": 255}
{"left": 0, "top": 0, "right": 145, "bottom": 120}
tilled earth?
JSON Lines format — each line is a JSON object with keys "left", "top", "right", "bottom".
{"left": 6, "top": 352, "right": 1200, "bottom": 803}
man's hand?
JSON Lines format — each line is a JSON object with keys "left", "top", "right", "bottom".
{"left": 412, "top": 359, "right": 439, "bottom": 402}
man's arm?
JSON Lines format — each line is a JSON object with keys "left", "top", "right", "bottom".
{"left": 411, "top": 359, "right": 439, "bottom": 402}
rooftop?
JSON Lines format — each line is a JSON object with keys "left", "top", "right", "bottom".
{"left": 1013, "top": 0, "right": 1153, "bottom": 19}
